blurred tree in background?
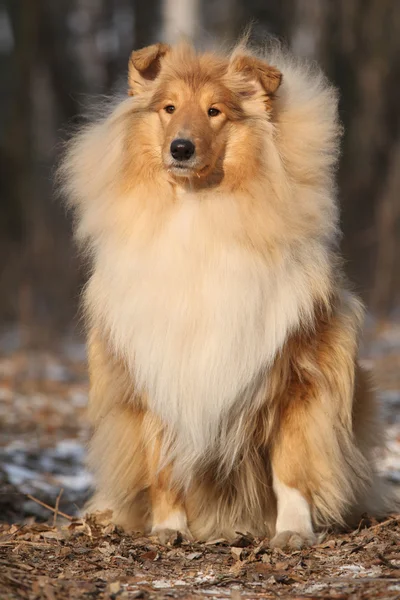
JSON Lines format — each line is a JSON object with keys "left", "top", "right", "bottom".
{"left": 0, "top": 0, "right": 399, "bottom": 344}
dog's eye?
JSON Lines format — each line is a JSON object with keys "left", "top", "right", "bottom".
{"left": 164, "top": 105, "right": 175, "bottom": 114}
{"left": 208, "top": 107, "right": 221, "bottom": 117}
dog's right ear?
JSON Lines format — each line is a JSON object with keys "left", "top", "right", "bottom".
{"left": 228, "top": 54, "right": 282, "bottom": 98}
{"left": 128, "top": 43, "right": 170, "bottom": 96}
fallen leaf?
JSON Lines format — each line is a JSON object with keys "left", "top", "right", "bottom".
{"left": 109, "top": 581, "right": 121, "bottom": 594}
{"left": 231, "top": 547, "right": 243, "bottom": 561}
{"left": 186, "top": 552, "right": 202, "bottom": 560}
{"left": 140, "top": 550, "right": 158, "bottom": 561}
{"left": 321, "top": 539, "right": 336, "bottom": 549}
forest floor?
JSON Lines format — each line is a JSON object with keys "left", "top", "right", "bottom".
{"left": 0, "top": 323, "right": 399, "bottom": 599}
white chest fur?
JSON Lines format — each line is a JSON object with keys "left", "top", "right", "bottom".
{"left": 88, "top": 196, "right": 316, "bottom": 476}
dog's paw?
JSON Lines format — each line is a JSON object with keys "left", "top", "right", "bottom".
{"left": 270, "top": 530, "right": 317, "bottom": 551}
{"left": 150, "top": 509, "right": 193, "bottom": 545}
{"left": 151, "top": 527, "right": 192, "bottom": 546}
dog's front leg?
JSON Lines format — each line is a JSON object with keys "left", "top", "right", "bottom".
{"left": 146, "top": 432, "right": 192, "bottom": 543}
{"left": 269, "top": 302, "right": 372, "bottom": 550}
{"left": 149, "top": 478, "right": 191, "bottom": 544}
{"left": 270, "top": 399, "right": 317, "bottom": 549}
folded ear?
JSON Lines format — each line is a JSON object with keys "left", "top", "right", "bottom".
{"left": 228, "top": 54, "right": 282, "bottom": 99}
{"left": 128, "top": 43, "right": 170, "bottom": 96}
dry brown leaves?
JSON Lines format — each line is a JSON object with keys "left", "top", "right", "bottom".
{"left": 0, "top": 511, "right": 399, "bottom": 600}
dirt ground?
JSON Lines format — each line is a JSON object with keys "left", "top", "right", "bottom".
{"left": 1, "top": 513, "right": 400, "bottom": 600}
{"left": 0, "top": 323, "right": 399, "bottom": 599}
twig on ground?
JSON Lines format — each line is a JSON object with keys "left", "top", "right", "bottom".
{"left": 368, "top": 515, "right": 400, "bottom": 531}
{"left": 26, "top": 494, "right": 73, "bottom": 521}
{"left": 53, "top": 488, "right": 64, "bottom": 527}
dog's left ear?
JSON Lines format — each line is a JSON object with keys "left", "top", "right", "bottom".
{"left": 228, "top": 54, "right": 282, "bottom": 99}
{"left": 128, "top": 43, "right": 170, "bottom": 96}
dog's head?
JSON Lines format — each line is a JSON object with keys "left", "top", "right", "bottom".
{"left": 128, "top": 42, "right": 282, "bottom": 182}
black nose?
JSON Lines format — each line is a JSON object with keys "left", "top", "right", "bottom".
{"left": 170, "top": 138, "right": 195, "bottom": 161}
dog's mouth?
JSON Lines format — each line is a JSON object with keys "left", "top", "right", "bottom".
{"left": 167, "top": 162, "right": 210, "bottom": 178}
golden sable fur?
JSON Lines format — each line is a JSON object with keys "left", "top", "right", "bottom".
{"left": 60, "top": 40, "right": 391, "bottom": 548}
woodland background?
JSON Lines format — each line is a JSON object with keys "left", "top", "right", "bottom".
{"left": 0, "top": 0, "right": 399, "bottom": 343}
{"left": 0, "top": 4, "right": 399, "bottom": 598}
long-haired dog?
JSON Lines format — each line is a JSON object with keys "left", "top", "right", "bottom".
{"left": 60, "top": 40, "right": 391, "bottom": 548}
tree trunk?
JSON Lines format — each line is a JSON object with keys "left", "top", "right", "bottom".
{"left": 162, "top": 0, "right": 201, "bottom": 45}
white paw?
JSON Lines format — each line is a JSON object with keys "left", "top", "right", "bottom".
{"left": 272, "top": 472, "right": 316, "bottom": 550}
{"left": 270, "top": 529, "right": 317, "bottom": 550}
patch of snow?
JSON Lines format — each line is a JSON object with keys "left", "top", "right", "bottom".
{"left": 377, "top": 424, "right": 400, "bottom": 482}
{"left": 70, "top": 391, "right": 88, "bottom": 407}
{"left": 303, "top": 582, "right": 329, "bottom": 594}
{"left": 380, "top": 390, "right": 400, "bottom": 407}
{"left": 57, "top": 472, "right": 93, "bottom": 492}
{"left": 3, "top": 463, "right": 38, "bottom": 486}
{"left": 194, "top": 572, "right": 215, "bottom": 584}
{"left": 44, "top": 360, "right": 70, "bottom": 382}
{"left": 152, "top": 579, "right": 175, "bottom": 589}
{"left": 200, "top": 590, "right": 232, "bottom": 597}
{"left": 338, "top": 564, "right": 382, "bottom": 578}
{"left": 53, "top": 439, "right": 86, "bottom": 459}
{"left": 1, "top": 437, "right": 92, "bottom": 515}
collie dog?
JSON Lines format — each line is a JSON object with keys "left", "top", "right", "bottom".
{"left": 61, "top": 41, "right": 390, "bottom": 548}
